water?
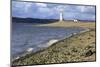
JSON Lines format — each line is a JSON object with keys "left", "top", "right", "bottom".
{"left": 11, "top": 22, "right": 85, "bottom": 59}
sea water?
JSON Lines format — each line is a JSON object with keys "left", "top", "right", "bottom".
{"left": 11, "top": 22, "right": 85, "bottom": 59}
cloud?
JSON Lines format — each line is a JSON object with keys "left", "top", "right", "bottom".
{"left": 38, "top": 7, "right": 50, "bottom": 13}
{"left": 91, "top": 15, "right": 95, "bottom": 20}
{"left": 12, "top": 1, "right": 95, "bottom": 20}
{"left": 12, "top": 1, "right": 33, "bottom": 13}
{"left": 76, "top": 6, "right": 86, "bottom": 12}
{"left": 36, "top": 7, "right": 57, "bottom": 18}
{"left": 12, "top": 1, "right": 37, "bottom": 17}
{"left": 76, "top": 6, "right": 95, "bottom": 14}
{"left": 35, "top": 3, "right": 47, "bottom": 7}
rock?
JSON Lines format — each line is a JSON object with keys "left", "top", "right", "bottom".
{"left": 15, "top": 56, "right": 20, "bottom": 60}
{"left": 26, "top": 48, "right": 33, "bottom": 52}
{"left": 84, "top": 50, "right": 93, "bottom": 57}
{"left": 47, "top": 39, "right": 58, "bottom": 46}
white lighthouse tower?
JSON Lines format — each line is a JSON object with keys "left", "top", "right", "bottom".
{"left": 59, "top": 9, "right": 63, "bottom": 21}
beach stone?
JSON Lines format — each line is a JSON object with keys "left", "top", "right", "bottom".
{"left": 84, "top": 50, "right": 93, "bottom": 57}
{"left": 47, "top": 39, "right": 58, "bottom": 46}
{"left": 26, "top": 48, "right": 33, "bottom": 52}
{"left": 15, "top": 56, "right": 20, "bottom": 60}
{"left": 73, "top": 33, "right": 77, "bottom": 35}
{"left": 85, "top": 44, "right": 95, "bottom": 50}
{"left": 72, "top": 48, "right": 78, "bottom": 52}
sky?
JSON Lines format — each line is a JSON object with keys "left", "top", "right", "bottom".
{"left": 12, "top": 1, "right": 96, "bottom": 21}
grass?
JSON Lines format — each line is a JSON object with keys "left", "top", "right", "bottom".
{"left": 35, "top": 21, "right": 95, "bottom": 29}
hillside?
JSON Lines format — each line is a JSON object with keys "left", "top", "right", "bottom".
{"left": 12, "top": 17, "right": 58, "bottom": 24}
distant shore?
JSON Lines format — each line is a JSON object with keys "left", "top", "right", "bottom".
{"left": 35, "top": 21, "right": 95, "bottom": 29}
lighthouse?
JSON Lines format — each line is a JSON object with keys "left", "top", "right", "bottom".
{"left": 59, "top": 9, "right": 63, "bottom": 21}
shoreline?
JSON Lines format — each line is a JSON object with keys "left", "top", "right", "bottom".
{"left": 12, "top": 27, "right": 89, "bottom": 61}
{"left": 12, "top": 28, "right": 95, "bottom": 66}
{"left": 12, "top": 25, "right": 90, "bottom": 61}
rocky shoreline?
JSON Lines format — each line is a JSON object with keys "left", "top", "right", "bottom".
{"left": 12, "top": 28, "right": 96, "bottom": 66}
{"left": 12, "top": 27, "right": 89, "bottom": 61}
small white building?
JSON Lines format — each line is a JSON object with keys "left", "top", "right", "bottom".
{"left": 73, "top": 19, "right": 78, "bottom": 22}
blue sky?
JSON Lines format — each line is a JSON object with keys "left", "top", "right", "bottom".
{"left": 12, "top": 1, "right": 96, "bottom": 21}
